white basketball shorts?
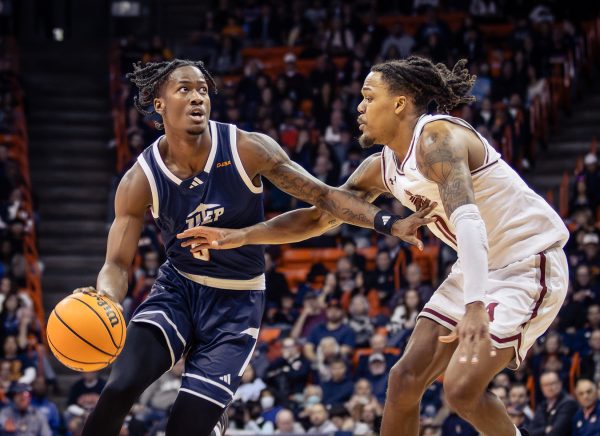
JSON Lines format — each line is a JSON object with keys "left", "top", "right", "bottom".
{"left": 418, "top": 245, "right": 568, "bottom": 369}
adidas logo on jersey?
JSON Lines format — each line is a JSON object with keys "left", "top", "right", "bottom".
{"left": 382, "top": 216, "right": 391, "bottom": 225}
{"left": 189, "top": 177, "right": 203, "bottom": 189}
{"left": 219, "top": 374, "right": 231, "bottom": 385}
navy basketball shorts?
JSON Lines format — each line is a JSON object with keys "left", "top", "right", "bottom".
{"left": 130, "top": 261, "right": 265, "bottom": 408}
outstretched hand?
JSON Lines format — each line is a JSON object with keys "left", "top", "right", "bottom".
{"left": 391, "top": 201, "right": 437, "bottom": 250}
{"left": 177, "top": 226, "right": 246, "bottom": 251}
{"left": 438, "top": 302, "right": 496, "bottom": 364}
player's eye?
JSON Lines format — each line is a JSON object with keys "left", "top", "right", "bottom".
{"left": 200, "top": 87, "right": 208, "bottom": 94}
{"left": 179, "top": 87, "right": 189, "bottom": 93}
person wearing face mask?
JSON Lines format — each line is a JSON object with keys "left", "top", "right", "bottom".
{"left": 258, "top": 389, "right": 283, "bottom": 433}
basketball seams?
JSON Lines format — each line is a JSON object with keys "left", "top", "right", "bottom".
{"left": 47, "top": 334, "right": 111, "bottom": 366}
{"left": 53, "top": 309, "right": 116, "bottom": 357}
{"left": 68, "top": 295, "right": 123, "bottom": 350}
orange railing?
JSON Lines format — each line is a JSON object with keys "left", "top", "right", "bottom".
{"left": 3, "top": 38, "right": 45, "bottom": 326}
{"left": 109, "top": 43, "right": 130, "bottom": 173}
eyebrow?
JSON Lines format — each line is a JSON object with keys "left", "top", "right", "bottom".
{"left": 174, "top": 79, "right": 207, "bottom": 85}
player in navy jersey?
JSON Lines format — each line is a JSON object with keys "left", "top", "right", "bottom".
{"left": 78, "top": 59, "right": 434, "bottom": 436}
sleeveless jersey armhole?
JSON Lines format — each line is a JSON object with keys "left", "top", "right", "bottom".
{"left": 380, "top": 147, "right": 392, "bottom": 193}
{"left": 229, "top": 125, "right": 263, "bottom": 194}
{"left": 136, "top": 154, "right": 160, "bottom": 218}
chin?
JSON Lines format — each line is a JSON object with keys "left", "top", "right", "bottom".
{"left": 186, "top": 126, "right": 205, "bottom": 136}
{"left": 358, "top": 133, "right": 376, "bottom": 149}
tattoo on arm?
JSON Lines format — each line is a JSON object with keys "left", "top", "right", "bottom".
{"left": 251, "top": 131, "right": 384, "bottom": 228}
{"left": 416, "top": 130, "right": 474, "bottom": 217}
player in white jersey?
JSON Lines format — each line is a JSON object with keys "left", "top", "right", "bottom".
{"left": 178, "top": 56, "right": 569, "bottom": 436}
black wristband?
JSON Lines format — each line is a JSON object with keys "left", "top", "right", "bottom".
{"left": 374, "top": 210, "right": 401, "bottom": 236}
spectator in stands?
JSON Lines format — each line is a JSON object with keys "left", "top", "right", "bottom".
{"left": 347, "top": 294, "right": 374, "bottom": 348}
{"left": 279, "top": 53, "right": 307, "bottom": 102}
{"left": 312, "top": 336, "right": 341, "bottom": 383}
{"left": 0, "top": 382, "right": 51, "bottom": 436}
{"left": 507, "top": 404, "right": 529, "bottom": 431}
{"left": 136, "top": 357, "right": 184, "bottom": 423}
{"left": 305, "top": 295, "right": 356, "bottom": 363}
{"left": 405, "top": 262, "right": 434, "bottom": 303}
{"left": 30, "top": 375, "right": 61, "bottom": 434}
{"left": 572, "top": 378, "right": 600, "bottom": 435}
{"left": 341, "top": 238, "right": 366, "bottom": 272}
{"left": 306, "top": 403, "right": 338, "bottom": 434}
{"left": 321, "top": 357, "right": 353, "bottom": 408}
{"left": 346, "top": 378, "right": 383, "bottom": 415}
{"left": 380, "top": 23, "right": 415, "bottom": 59}
{"left": 572, "top": 264, "right": 600, "bottom": 305}
{"left": 530, "top": 371, "right": 578, "bottom": 436}
{"left": 365, "top": 250, "right": 395, "bottom": 307}
{"left": 580, "top": 153, "right": 600, "bottom": 211}
{"left": 290, "top": 291, "right": 325, "bottom": 340}
{"left": 248, "top": 4, "right": 282, "bottom": 46}
{"left": 275, "top": 408, "right": 305, "bottom": 434}
{"left": 264, "top": 252, "right": 290, "bottom": 308}
{"left": 258, "top": 388, "right": 283, "bottom": 432}
{"left": 508, "top": 383, "right": 534, "bottom": 420}
{"left": 490, "top": 385, "right": 509, "bottom": 407}
{"left": 265, "top": 337, "right": 310, "bottom": 402}
{"left": 388, "top": 289, "right": 423, "bottom": 349}
{"left": 67, "top": 371, "right": 106, "bottom": 411}
{"left": 355, "top": 333, "right": 397, "bottom": 379}
{"left": 532, "top": 332, "right": 572, "bottom": 385}
{"left": 363, "top": 352, "right": 388, "bottom": 404}
{"left": 1, "top": 335, "right": 35, "bottom": 384}
{"left": 234, "top": 363, "right": 266, "bottom": 403}
{"left": 579, "top": 329, "right": 600, "bottom": 383}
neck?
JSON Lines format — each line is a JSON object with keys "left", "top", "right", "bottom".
{"left": 162, "top": 127, "right": 212, "bottom": 174}
{"left": 386, "top": 113, "right": 421, "bottom": 162}
{"left": 584, "top": 402, "right": 597, "bottom": 416}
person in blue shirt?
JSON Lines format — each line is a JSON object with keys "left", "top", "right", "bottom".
{"left": 305, "top": 296, "right": 356, "bottom": 363}
{"left": 322, "top": 357, "right": 354, "bottom": 407}
{"left": 30, "top": 376, "right": 61, "bottom": 435}
{"left": 572, "top": 378, "right": 600, "bottom": 436}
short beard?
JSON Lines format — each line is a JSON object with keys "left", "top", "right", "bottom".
{"left": 358, "top": 132, "right": 376, "bottom": 149}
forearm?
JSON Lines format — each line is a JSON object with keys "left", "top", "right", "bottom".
{"left": 96, "top": 261, "right": 129, "bottom": 303}
{"left": 243, "top": 207, "right": 338, "bottom": 245}
{"left": 315, "top": 188, "right": 382, "bottom": 230}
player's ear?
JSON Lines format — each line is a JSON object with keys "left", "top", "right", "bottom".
{"left": 394, "top": 96, "right": 407, "bottom": 115}
{"left": 154, "top": 97, "right": 164, "bottom": 115}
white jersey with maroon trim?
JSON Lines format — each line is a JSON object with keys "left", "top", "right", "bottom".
{"left": 380, "top": 114, "right": 569, "bottom": 269}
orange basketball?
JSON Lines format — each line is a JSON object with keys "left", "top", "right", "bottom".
{"left": 46, "top": 293, "right": 126, "bottom": 372}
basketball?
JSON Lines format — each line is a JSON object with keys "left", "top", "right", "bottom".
{"left": 46, "top": 293, "right": 126, "bottom": 372}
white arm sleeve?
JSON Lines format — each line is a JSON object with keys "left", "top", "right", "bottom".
{"left": 450, "top": 204, "right": 489, "bottom": 305}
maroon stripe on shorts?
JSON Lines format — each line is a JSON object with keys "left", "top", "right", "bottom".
{"left": 530, "top": 252, "right": 547, "bottom": 320}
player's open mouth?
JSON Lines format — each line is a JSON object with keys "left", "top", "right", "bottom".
{"left": 189, "top": 111, "right": 205, "bottom": 123}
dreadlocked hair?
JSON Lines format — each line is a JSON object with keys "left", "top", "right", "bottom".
{"left": 371, "top": 56, "right": 476, "bottom": 114}
{"left": 126, "top": 59, "right": 217, "bottom": 130}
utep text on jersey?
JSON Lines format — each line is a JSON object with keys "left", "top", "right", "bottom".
{"left": 137, "top": 121, "right": 265, "bottom": 286}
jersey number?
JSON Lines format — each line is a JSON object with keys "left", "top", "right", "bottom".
{"left": 191, "top": 244, "right": 210, "bottom": 261}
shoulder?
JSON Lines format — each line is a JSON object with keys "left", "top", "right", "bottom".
{"left": 117, "top": 163, "right": 152, "bottom": 201}
{"left": 417, "top": 120, "right": 465, "bottom": 155}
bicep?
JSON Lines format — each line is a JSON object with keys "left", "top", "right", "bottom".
{"left": 105, "top": 165, "right": 151, "bottom": 268}
{"left": 416, "top": 128, "right": 475, "bottom": 217}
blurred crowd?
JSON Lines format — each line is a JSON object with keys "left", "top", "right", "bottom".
{"left": 1, "top": 0, "right": 600, "bottom": 435}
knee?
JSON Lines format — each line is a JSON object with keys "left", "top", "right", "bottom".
{"left": 443, "top": 377, "right": 479, "bottom": 417}
{"left": 386, "top": 361, "right": 426, "bottom": 408}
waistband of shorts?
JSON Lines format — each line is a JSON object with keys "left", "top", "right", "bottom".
{"left": 174, "top": 267, "right": 266, "bottom": 291}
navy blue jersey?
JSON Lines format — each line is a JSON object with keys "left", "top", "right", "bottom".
{"left": 137, "top": 121, "right": 265, "bottom": 288}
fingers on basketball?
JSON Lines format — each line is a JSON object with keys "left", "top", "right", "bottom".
{"left": 47, "top": 292, "right": 126, "bottom": 372}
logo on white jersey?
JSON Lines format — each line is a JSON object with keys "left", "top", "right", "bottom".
{"left": 186, "top": 203, "right": 225, "bottom": 228}
{"left": 219, "top": 374, "right": 231, "bottom": 385}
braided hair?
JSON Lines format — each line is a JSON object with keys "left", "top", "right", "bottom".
{"left": 371, "top": 56, "right": 476, "bottom": 114}
{"left": 126, "top": 59, "right": 217, "bottom": 130}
